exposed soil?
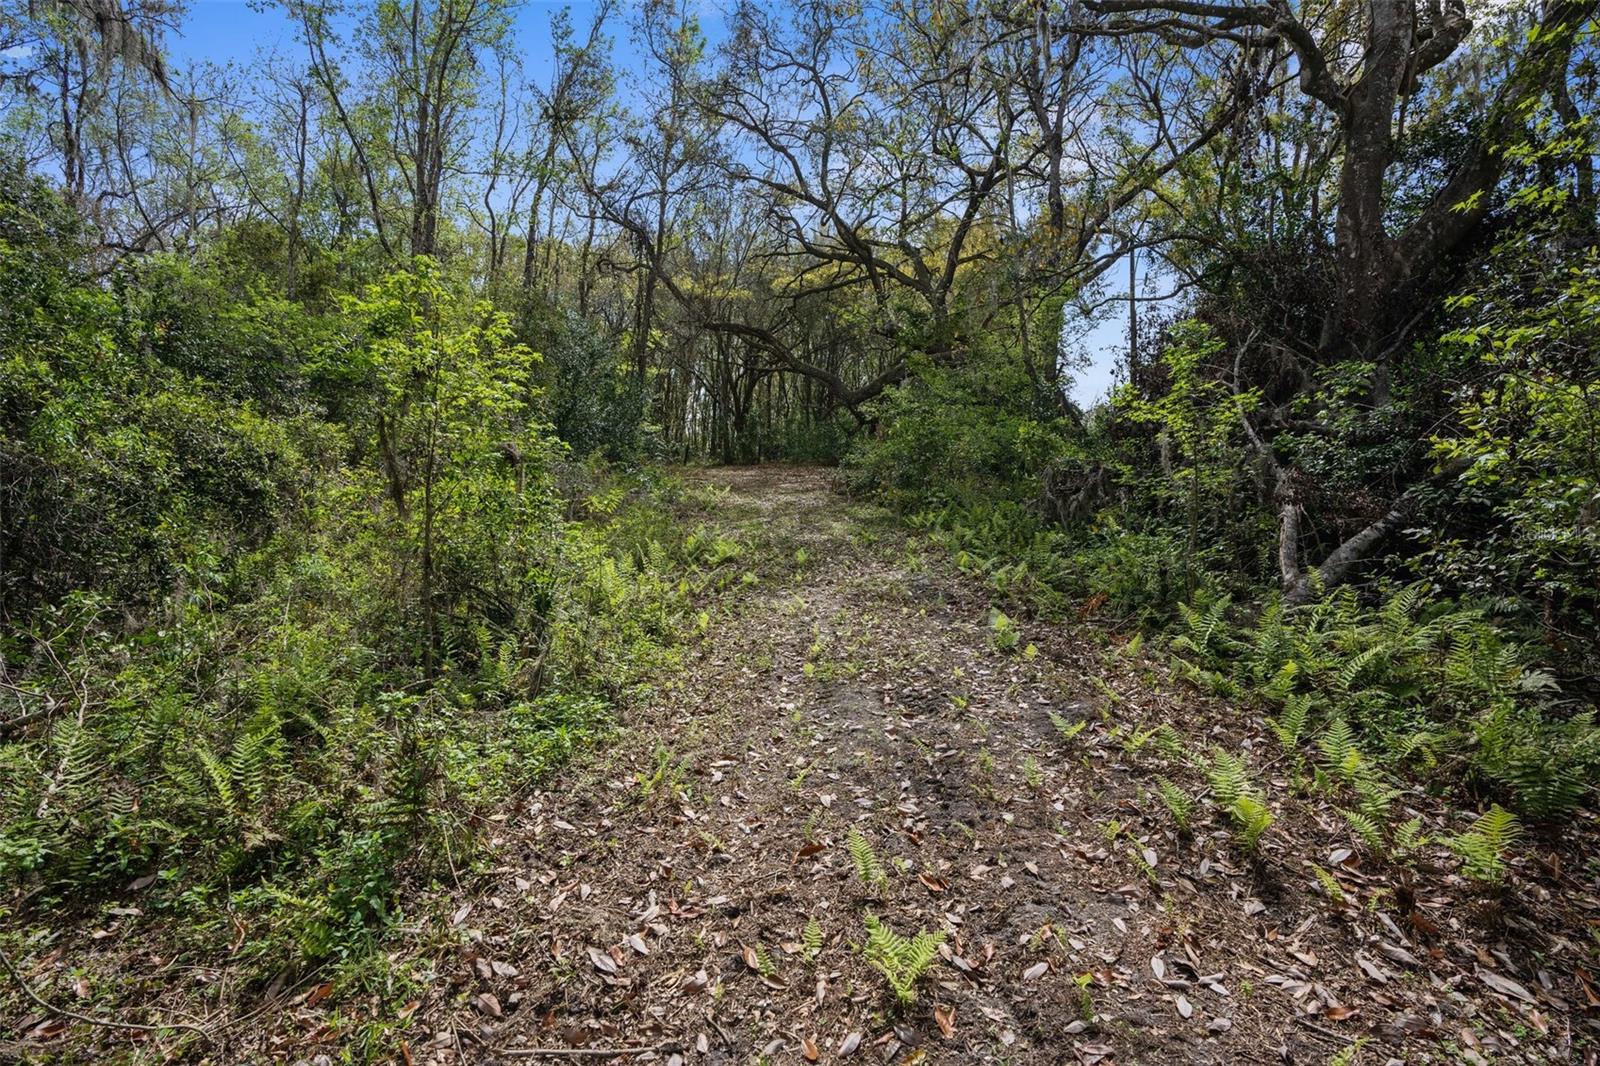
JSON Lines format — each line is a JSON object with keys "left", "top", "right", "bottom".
{"left": 7, "top": 465, "right": 1598, "bottom": 1064}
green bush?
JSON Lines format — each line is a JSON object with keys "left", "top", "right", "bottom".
{"left": 1199, "top": 583, "right": 1600, "bottom": 821}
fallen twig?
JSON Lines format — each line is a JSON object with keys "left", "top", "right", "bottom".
{"left": 502, "top": 1045, "right": 672, "bottom": 1059}
{"left": 0, "top": 942, "right": 211, "bottom": 1044}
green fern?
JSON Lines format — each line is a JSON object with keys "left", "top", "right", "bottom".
{"left": 802, "top": 917, "right": 824, "bottom": 961}
{"left": 230, "top": 714, "right": 285, "bottom": 811}
{"left": 862, "top": 913, "right": 946, "bottom": 1007}
{"left": 1048, "top": 712, "right": 1087, "bottom": 744}
{"left": 1471, "top": 703, "right": 1599, "bottom": 821}
{"left": 1353, "top": 772, "right": 1402, "bottom": 822}
{"left": 1206, "top": 750, "right": 1248, "bottom": 806}
{"left": 1341, "top": 808, "right": 1385, "bottom": 853}
{"left": 1392, "top": 817, "right": 1428, "bottom": 859}
{"left": 1228, "top": 792, "right": 1273, "bottom": 851}
{"left": 1268, "top": 694, "right": 1312, "bottom": 752}
{"left": 1153, "top": 724, "right": 1187, "bottom": 763}
{"left": 194, "top": 742, "right": 237, "bottom": 813}
{"left": 1310, "top": 864, "right": 1346, "bottom": 905}
{"left": 1445, "top": 805, "right": 1521, "bottom": 884}
{"left": 1155, "top": 777, "right": 1193, "bottom": 830}
{"left": 1316, "top": 717, "right": 1364, "bottom": 784}
{"left": 1171, "top": 596, "right": 1237, "bottom": 664}
{"left": 846, "top": 828, "right": 888, "bottom": 888}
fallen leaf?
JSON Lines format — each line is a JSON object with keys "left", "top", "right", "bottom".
{"left": 801, "top": 1036, "right": 819, "bottom": 1061}
{"left": 1377, "top": 941, "right": 1422, "bottom": 968}
{"left": 1323, "top": 1004, "right": 1358, "bottom": 1021}
{"left": 1478, "top": 969, "right": 1535, "bottom": 1004}
{"left": 1175, "top": 994, "right": 1193, "bottom": 1019}
{"left": 934, "top": 1003, "right": 956, "bottom": 1037}
{"left": 1354, "top": 952, "right": 1389, "bottom": 983}
{"left": 1023, "top": 961, "right": 1049, "bottom": 981}
{"left": 474, "top": 992, "right": 502, "bottom": 1019}
{"left": 587, "top": 947, "right": 618, "bottom": 976}
{"left": 838, "top": 1031, "right": 862, "bottom": 1056}
{"left": 1151, "top": 955, "right": 1166, "bottom": 980}
{"left": 305, "top": 982, "right": 334, "bottom": 1008}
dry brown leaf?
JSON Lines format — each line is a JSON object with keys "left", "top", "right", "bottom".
{"left": 801, "top": 1036, "right": 819, "bottom": 1061}
{"left": 474, "top": 992, "right": 503, "bottom": 1019}
{"left": 1478, "top": 969, "right": 1535, "bottom": 1004}
{"left": 838, "top": 1031, "right": 862, "bottom": 1056}
{"left": 934, "top": 1004, "right": 956, "bottom": 1038}
{"left": 1023, "top": 961, "right": 1049, "bottom": 981}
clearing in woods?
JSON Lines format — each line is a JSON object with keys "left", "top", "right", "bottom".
{"left": 381, "top": 467, "right": 1587, "bottom": 1065}
{"left": 13, "top": 466, "right": 1593, "bottom": 1064}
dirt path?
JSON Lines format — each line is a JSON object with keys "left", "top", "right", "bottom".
{"left": 384, "top": 466, "right": 1585, "bottom": 1066}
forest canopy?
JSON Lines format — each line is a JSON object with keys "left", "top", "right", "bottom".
{"left": 1, "top": 0, "right": 1598, "bottom": 1059}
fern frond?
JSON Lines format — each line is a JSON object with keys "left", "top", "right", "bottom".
{"left": 1444, "top": 805, "right": 1522, "bottom": 884}
{"left": 1206, "top": 750, "right": 1248, "bottom": 806}
{"left": 862, "top": 913, "right": 945, "bottom": 1007}
{"left": 1340, "top": 808, "right": 1385, "bottom": 853}
{"left": 1049, "top": 711, "right": 1087, "bottom": 744}
{"left": 1268, "top": 693, "right": 1312, "bottom": 752}
{"left": 802, "top": 917, "right": 824, "bottom": 961}
{"left": 1155, "top": 777, "right": 1193, "bottom": 830}
{"left": 1310, "top": 864, "right": 1346, "bottom": 905}
{"left": 1316, "top": 717, "right": 1364, "bottom": 784}
{"left": 846, "top": 828, "right": 888, "bottom": 888}
{"left": 1228, "top": 792, "right": 1273, "bottom": 850}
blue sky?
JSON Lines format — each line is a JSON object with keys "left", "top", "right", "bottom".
{"left": 167, "top": 0, "right": 1132, "bottom": 406}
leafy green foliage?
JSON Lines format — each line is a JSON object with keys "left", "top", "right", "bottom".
{"left": 0, "top": 183, "right": 718, "bottom": 972}
{"left": 1049, "top": 712, "right": 1088, "bottom": 745}
{"left": 846, "top": 829, "right": 888, "bottom": 888}
{"left": 1205, "top": 750, "right": 1272, "bottom": 850}
{"left": 1206, "top": 750, "right": 1249, "bottom": 807}
{"left": 1155, "top": 777, "right": 1193, "bottom": 830}
{"left": 1227, "top": 792, "right": 1274, "bottom": 852}
{"left": 1180, "top": 582, "right": 1599, "bottom": 821}
{"left": 802, "top": 917, "right": 824, "bottom": 961}
{"left": 1444, "top": 806, "right": 1522, "bottom": 884}
{"left": 988, "top": 609, "right": 1023, "bottom": 653}
{"left": 861, "top": 913, "right": 946, "bottom": 1007}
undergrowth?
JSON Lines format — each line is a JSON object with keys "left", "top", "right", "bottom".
{"left": 0, "top": 466, "right": 727, "bottom": 983}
